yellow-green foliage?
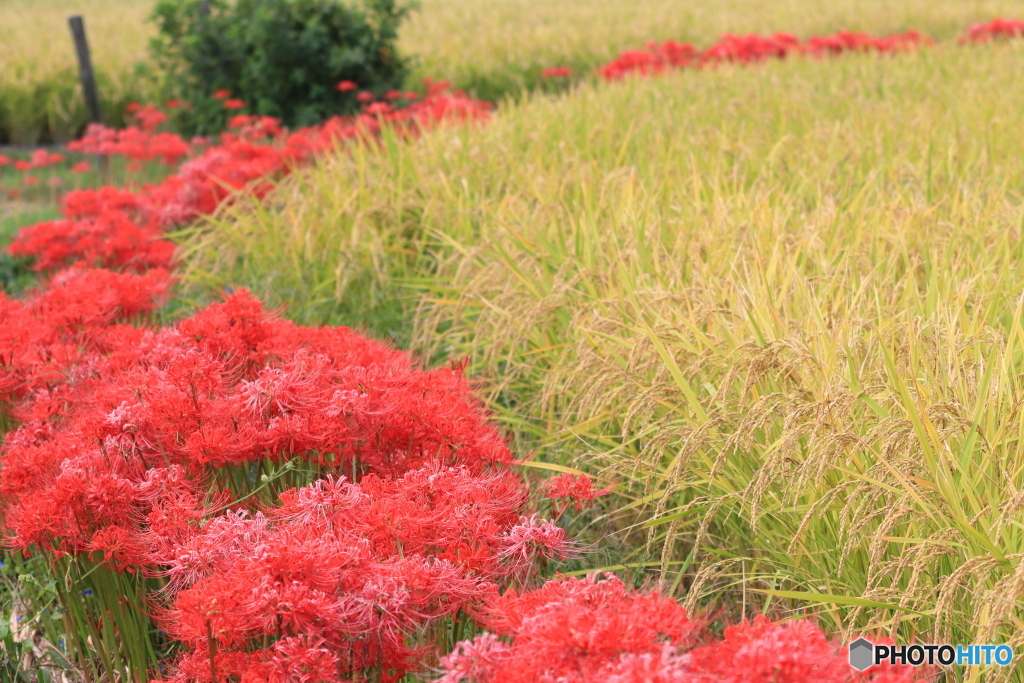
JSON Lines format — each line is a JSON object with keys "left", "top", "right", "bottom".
{"left": 0, "top": 0, "right": 159, "bottom": 143}
{"left": 182, "top": 41, "right": 1024, "bottom": 678}
{"left": 0, "top": 0, "right": 155, "bottom": 76}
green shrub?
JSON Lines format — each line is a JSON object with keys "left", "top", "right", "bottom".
{"left": 149, "top": 0, "right": 413, "bottom": 133}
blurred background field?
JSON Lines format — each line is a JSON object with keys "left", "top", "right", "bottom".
{"left": 0, "top": 0, "right": 158, "bottom": 144}
{"left": 5, "top": 0, "right": 1024, "bottom": 142}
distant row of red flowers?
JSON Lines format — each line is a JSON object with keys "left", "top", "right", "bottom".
{"left": 594, "top": 30, "right": 931, "bottom": 81}
{"left": 532, "top": 18, "right": 1024, "bottom": 83}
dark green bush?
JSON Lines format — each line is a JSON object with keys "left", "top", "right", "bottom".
{"left": 149, "top": 0, "right": 413, "bottom": 133}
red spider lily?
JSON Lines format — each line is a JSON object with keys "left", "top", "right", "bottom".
{"left": 686, "top": 617, "right": 932, "bottom": 682}
{"left": 497, "top": 515, "right": 578, "bottom": 576}
{"left": 0, "top": 154, "right": 10, "bottom": 166}
{"left": 363, "top": 102, "right": 393, "bottom": 116}
{"left": 160, "top": 463, "right": 548, "bottom": 681}
{"left": 131, "top": 104, "right": 169, "bottom": 132}
{"left": 961, "top": 18, "right": 1024, "bottom": 43}
{"left": 166, "top": 99, "right": 184, "bottom": 109}
{"left": 337, "top": 80, "right": 358, "bottom": 92}
{"left": 423, "top": 78, "right": 454, "bottom": 95}
{"left": 22, "top": 176, "right": 39, "bottom": 186}
{"left": 18, "top": 150, "right": 62, "bottom": 171}
{"left": 356, "top": 91, "right": 375, "bottom": 103}
{"left": 540, "top": 67, "right": 573, "bottom": 78}
{"left": 10, "top": 149, "right": 65, "bottom": 171}
{"left": 0, "top": 265, "right": 172, "bottom": 402}
{"left": 213, "top": 89, "right": 232, "bottom": 99}
{"left": 70, "top": 161, "right": 92, "bottom": 173}
{"left": 701, "top": 32, "right": 801, "bottom": 63}
{"left": 958, "top": 17, "right": 1024, "bottom": 44}
{"left": 9, "top": 211, "right": 174, "bottom": 272}
{"left": 439, "top": 575, "right": 927, "bottom": 682}
{"left": 598, "top": 30, "right": 932, "bottom": 81}
{"left": 544, "top": 473, "right": 612, "bottom": 511}
{"left": 440, "top": 573, "right": 699, "bottom": 683}
{"left": 68, "top": 123, "right": 192, "bottom": 166}
{"left": 801, "top": 30, "right": 931, "bottom": 56}
{"left": 597, "top": 41, "right": 698, "bottom": 80}
{"left": 222, "top": 98, "right": 246, "bottom": 110}
{"left": 226, "top": 115, "right": 285, "bottom": 142}
{"left": 126, "top": 102, "right": 142, "bottom": 113}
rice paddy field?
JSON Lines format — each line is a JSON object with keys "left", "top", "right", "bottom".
{"left": 5, "top": 0, "right": 1024, "bottom": 681}
{"left": 183, "top": 32, "right": 1024, "bottom": 645}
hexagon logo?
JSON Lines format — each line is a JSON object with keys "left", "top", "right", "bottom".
{"left": 849, "top": 637, "right": 874, "bottom": 671}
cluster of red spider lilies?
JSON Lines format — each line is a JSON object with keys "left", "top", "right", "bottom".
{"left": 534, "top": 18, "right": 1023, "bottom": 83}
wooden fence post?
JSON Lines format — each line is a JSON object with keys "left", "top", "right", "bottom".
{"left": 68, "top": 16, "right": 102, "bottom": 125}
